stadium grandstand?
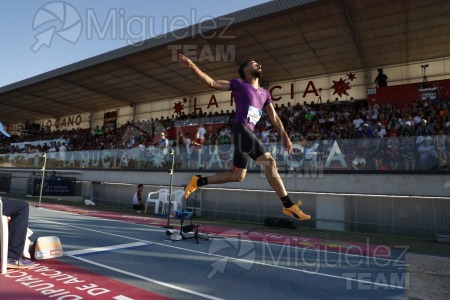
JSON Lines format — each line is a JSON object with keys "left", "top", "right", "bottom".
{"left": 0, "top": 0, "right": 449, "bottom": 239}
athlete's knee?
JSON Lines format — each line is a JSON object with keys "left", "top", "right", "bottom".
{"left": 257, "top": 153, "right": 277, "bottom": 168}
{"left": 231, "top": 167, "right": 246, "bottom": 182}
{"left": 231, "top": 173, "right": 246, "bottom": 182}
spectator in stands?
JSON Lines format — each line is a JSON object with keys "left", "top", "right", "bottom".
{"left": 182, "top": 132, "right": 192, "bottom": 168}
{"left": 433, "top": 129, "right": 447, "bottom": 169}
{"left": 94, "top": 125, "right": 104, "bottom": 142}
{"left": 212, "top": 127, "right": 222, "bottom": 150}
{"left": 401, "top": 104, "right": 411, "bottom": 117}
{"left": 358, "top": 123, "right": 373, "bottom": 138}
{"left": 433, "top": 123, "right": 443, "bottom": 136}
{"left": 401, "top": 120, "right": 416, "bottom": 136}
{"left": 132, "top": 184, "right": 145, "bottom": 212}
{"left": 156, "top": 132, "right": 169, "bottom": 166}
{"left": 197, "top": 124, "right": 206, "bottom": 142}
{"left": 416, "top": 119, "right": 433, "bottom": 136}
{"left": 216, "top": 128, "right": 232, "bottom": 170}
{"left": 401, "top": 139, "right": 416, "bottom": 170}
{"left": 385, "top": 137, "right": 401, "bottom": 170}
{"left": 418, "top": 139, "right": 438, "bottom": 170}
{"left": 174, "top": 132, "right": 187, "bottom": 168}
{"left": 59, "top": 142, "right": 67, "bottom": 167}
{"left": 438, "top": 104, "right": 447, "bottom": 119}
{"left": 416, "top": 129, "right": 433, "bottom": 146}
{"left": 377, "top": 113, "right": 387, "bottom": 127}
{"left": 367, "top": 133, "right": 384, "bottom": 170}
{"left": 375, "top": 68, "right": 388, "bottom": 87}
{"left": 136, "top": 142, "right": 147, "bottom": 168}
{"left": 374, "top": 122, "right": 387, "bottom": 138}
{"left": 386, "top": 116, "right": 399, "bottom": 134}
{"left": 202, "top": 134, "right": 215, "bottom": 169}
{"left": 1, "top": 196, "right": 33, "bottom": 269}
{"left": 444, "top": 115, "right": 450, "bottom": 131}
{"left": 368, "top": 107, "right": 378, "bottom": 122}
{"left": 317, "top": 110, "right": 326, "bottom": 127}
{"left": 157, "top": 132, "right": 168, "bottom": 149}
{"left": 412, "top": 107, "right": 423, "bottom": 121}
{"left": 352, "top": 114, "right": 364, "bottom": 131}
{"left": 336, "top": 113, "right": 349, "bottom": 129}
{"left": 289, "top": 130, "right": 302, "bottom": 143}
{"left": 260, "top": 127, "right": 271, "bottom": 147}
{"left": 319, "top": 132, "right": 334, "bottom": 162}
{"left": 302, "top": 138, "right": 317, "bottom": 172}
{"left": 445, "top": 129, "right": 450, "bottom": 168}
{"left": 304, "top": 108, "right": 315, "bottom": 125}
{"left": 352, "top": 139, "right": 367, "bottom": 170}
{"left": 403, "top": 114, "right": 414, "bottom": 126}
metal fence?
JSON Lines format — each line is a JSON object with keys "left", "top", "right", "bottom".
{"left": 1, "top": 135, "right": 449, "bottom": 172}
{"left": 199, "top": 188, "right": 450, "bottom": 238}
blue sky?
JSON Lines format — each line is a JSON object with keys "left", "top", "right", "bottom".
{"left": 0, "top": 0, "right": 270, "bottom": 88}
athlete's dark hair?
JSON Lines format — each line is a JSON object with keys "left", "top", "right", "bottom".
{"left": 138, "top": 184, "right": 143, "bottom": 188}
{"left": 238, "top": 60, "right": 254, "bottom": 80}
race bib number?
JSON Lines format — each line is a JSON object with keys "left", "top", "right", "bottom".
{"left": 246, "top": 105, "right": 262, "bottom": 125}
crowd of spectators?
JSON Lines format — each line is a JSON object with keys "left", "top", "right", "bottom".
{"left": 1, "top": 97, "right": 449, "bottom": 171}
{"left": 258, "top": 98, "right": 449, "bottom": 170}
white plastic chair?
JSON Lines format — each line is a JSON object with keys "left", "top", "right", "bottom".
{"left": 162, "top": 189, "right": 184, "bottom": 215}
{"left": 144, "top": 188, "right": 169, "bottom": 214}
{"left": 0, "top": 198, "right": 9, "bottom": 274}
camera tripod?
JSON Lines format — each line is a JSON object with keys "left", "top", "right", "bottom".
{"left": 167, "top": 211, "right": 209, "bottom": 244}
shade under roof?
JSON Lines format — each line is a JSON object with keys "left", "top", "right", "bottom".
{"left": 1, "top": 0, "right": 449, "bottom": 124}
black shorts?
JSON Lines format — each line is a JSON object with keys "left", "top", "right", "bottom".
{"left": 231, "top": 123, "right": 268, "bottom": 169}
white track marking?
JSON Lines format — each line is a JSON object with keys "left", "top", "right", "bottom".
{"left": 64, "top": 242, "right": 149, "bottom": 256}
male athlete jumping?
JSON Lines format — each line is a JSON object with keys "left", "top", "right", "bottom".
{"left": 178, "top": 53, "right": 310, "bottom": 220}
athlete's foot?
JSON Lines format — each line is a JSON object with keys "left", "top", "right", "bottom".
{"left": 184, "top": 175, "right": 200, "bottom": 199}
{"left": 283, "top": 201, "right": 311, "bottom": 220}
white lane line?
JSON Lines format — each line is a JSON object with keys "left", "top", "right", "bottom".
{"left": 64, "top": 242, "right": 149, "bottom": 256}
{"left": 67, "top": 255, "right": 224, "bottom": 300}
{"left": 31, "top": 213, "right": 405, "bottom": 290}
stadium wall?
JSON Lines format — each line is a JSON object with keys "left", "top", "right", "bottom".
{"left": 4, "top": 169, "right": 449, "bottom": 238}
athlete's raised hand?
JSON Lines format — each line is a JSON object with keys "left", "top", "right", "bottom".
{"left": 178, "top": 53, "right": 192, "bottom": 69}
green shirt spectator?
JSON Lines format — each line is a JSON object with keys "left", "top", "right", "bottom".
{"left": 401, "top": 121, "right": 415, "bottom": 136}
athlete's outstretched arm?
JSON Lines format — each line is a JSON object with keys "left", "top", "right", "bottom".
{"left": 178, "top": 53, "right": 230, "bottom": 91}
{"left": 265, "top": 103, "right": 293, "bottom": 153}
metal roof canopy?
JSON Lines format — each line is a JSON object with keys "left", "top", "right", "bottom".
{"left": 0, "top": 0, "right": 449, "bottom": 125}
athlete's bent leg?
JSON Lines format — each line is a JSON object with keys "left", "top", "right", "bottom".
{"left": 183, "top": 167, "right": 247, "bottom": 199}
{"left": 208, "top": 166, "right": 247, "bottom": 184}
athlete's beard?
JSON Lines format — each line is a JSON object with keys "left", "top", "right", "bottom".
{"left": 251, "top": 68, "right": 263, "bottom": 78}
